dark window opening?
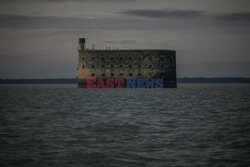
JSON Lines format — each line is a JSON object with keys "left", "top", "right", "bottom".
{"left": 111, "top": 57, "right": 114, "bottom": 61}
{"left": 120, "top": 65, "right": 123, "bottom": 68}
{"left": 138, "top": 73, "right": 142, "bottom": 76}
{"left": 120, "top": 73, "right": 123, "bottom": 76}
{"left": 149, "top": 65, "right": 152, "bottom": 68}
{"left": 138, "top": 65, "right": 141, "bottom": 68}
{"left": 91, "top": 73, "right": 95, "bottom": 76}
{"left": 161, "top": 65, "right": 164, "bottom": 68}
{"left": 101, "top": 57, "right": 104, "bottom": 61}
{"left": 92, "top": 57, "right": 95, "bottom": 60}
{"left": 92, "top": 65, "right": 95, "bottom": 68}
{"left": 102, "top": 73, "right": 105, "bottom": 76}
{"left": 129, "top": 57, "right": 132, "bottom": 60}
{"left": 149, "top": 57, "right": 152, "bottom": 60}
{"left": 129, "top": 65, "right": 132, "bottom": 68}
{"left": 129, "top": 73, "right": 132, "bottom": 76}
{"left": 120, "top": 57, "right": 123, "bottom": 61}
{"left": 111, "top": 73, "right": 114, "bottom": 77}
{"left": 82, "top": 65, "right": 84, "bottom": 68}
{"left": 138, "top": 57, "right": 141, "bottom": 61}
{"left": 102, "top": 65, "right": 105, "bottom": 68}
{"left": 111, "top": 65, "right": 114, "bottom": 68}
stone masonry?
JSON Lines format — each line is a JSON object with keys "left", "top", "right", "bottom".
{"left": 78, "top": 38, "right": 177, "bottom": 88}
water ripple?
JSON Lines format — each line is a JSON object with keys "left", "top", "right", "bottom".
{"left": 0, "top": 84, "right": 250, "bottom": 166}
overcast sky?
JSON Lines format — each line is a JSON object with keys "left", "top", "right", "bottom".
{"left": 0, "top": 0, "right": 250, "bottom": 78}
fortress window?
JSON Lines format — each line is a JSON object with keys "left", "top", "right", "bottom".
{"left": 111, "top": 65, "right": 114, "bottom": 68}
{"left": 82, "top": 65, "right": 84, "bottom": 68}
{"left": 138, "top": 65, "right": 141, "bottom": 68}
{"left": 149, "top": 65, "right": 152, "bottom": 68}
{"left": 102, "top": 65, "right": 105, "bottom": 68}
{"left": 149, "top": 57, "right": 152, "bottom": 60}
{"left": 120, "top": 57, "right": 123, "bottom": 61}
{"left": 129, "top": 57, "right": 132, "bottom": 60}
{"left": 111, "top": 73, "right": 114, "bottom": 77}
{"left": 92, "top": 65, "right": 95, "bottom": 68}
{"left": 138, "top": 73, "right": 142, "bottom": 76}
{"left": 120, "top": 73, "right": 123, "bottom": 76}
{"left": 102, "top": 73, "right": 105, "bottom": 76}
{"left": 101, "top": 57, "right": 104, "bottom": 61}
{"left": 92, "top": 73, "right": 95, "bottom": 76}
{"left": 129, "top": 73, "right": 132, "bottom": 76}
{"left": 129, "top": 65, "right": 132, "bottom": 68}
{"left": 92, "top": 57, "right": 95, "bottom": 60}
{"left": 111, "top": 57, "right": 114, "bottom": 61}
{"left": 120, "top": 65, "right": 123, "bottom": 68}
{"left": 82, "top": 57, "right": 84, "bottom": 61}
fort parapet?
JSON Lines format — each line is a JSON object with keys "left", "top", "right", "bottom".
{"left": 78, "top": 38, "right": 177, "bottom": 88}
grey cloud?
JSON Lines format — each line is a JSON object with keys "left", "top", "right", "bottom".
{"left": 121, "top": 9, "right": 250, "bottom": 25}
{"left": 46, "top": 0, "right": 136, "bottom": 1}
{"left": 215, "top": 13, "right": 250, "bottom": 23}
{"left": 0, "top": 15, "right": 85, "bottom": 29}
{"left": 0, "top": 0, "right": 136, "bottom": 3}
{"left": 2, "top": 14, "right": 191, "bottom": 32}
{"left": 1, "top": 10, "right": 250, "bottom": 32}
{"left": 0, "top": 14, "right": 145, "bottom": 30}
{"left": 121, "top": 9, "right": 205, "bottom": 19}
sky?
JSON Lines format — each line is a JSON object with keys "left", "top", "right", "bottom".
{"left": 0, "top": 0, "right": 250, "bottom": 78}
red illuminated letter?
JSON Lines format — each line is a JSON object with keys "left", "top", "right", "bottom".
{"left": 106, "top": 79, "right": 114, "bottom": 89}
{"left": 97, "top": 79, "right": 106, "bottom": 89}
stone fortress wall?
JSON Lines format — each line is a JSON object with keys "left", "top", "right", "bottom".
{"left": 78, "top": 38, "right": 176, "bottom": 88}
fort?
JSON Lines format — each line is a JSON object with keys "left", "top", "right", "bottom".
{"left": 78, "top": 38, "right": 177, "bottom": 88}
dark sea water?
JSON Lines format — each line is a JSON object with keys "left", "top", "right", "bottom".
{"left": 0, "top": 84, "right": 250, "bottom": 167}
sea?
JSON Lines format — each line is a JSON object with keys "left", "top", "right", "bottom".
{"left": 0, "top": 83, "right": 250, "bottom": 167}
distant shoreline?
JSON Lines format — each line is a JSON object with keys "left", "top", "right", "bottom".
{"left": 0, "top": 78, "right": 250, "bottom": 84}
